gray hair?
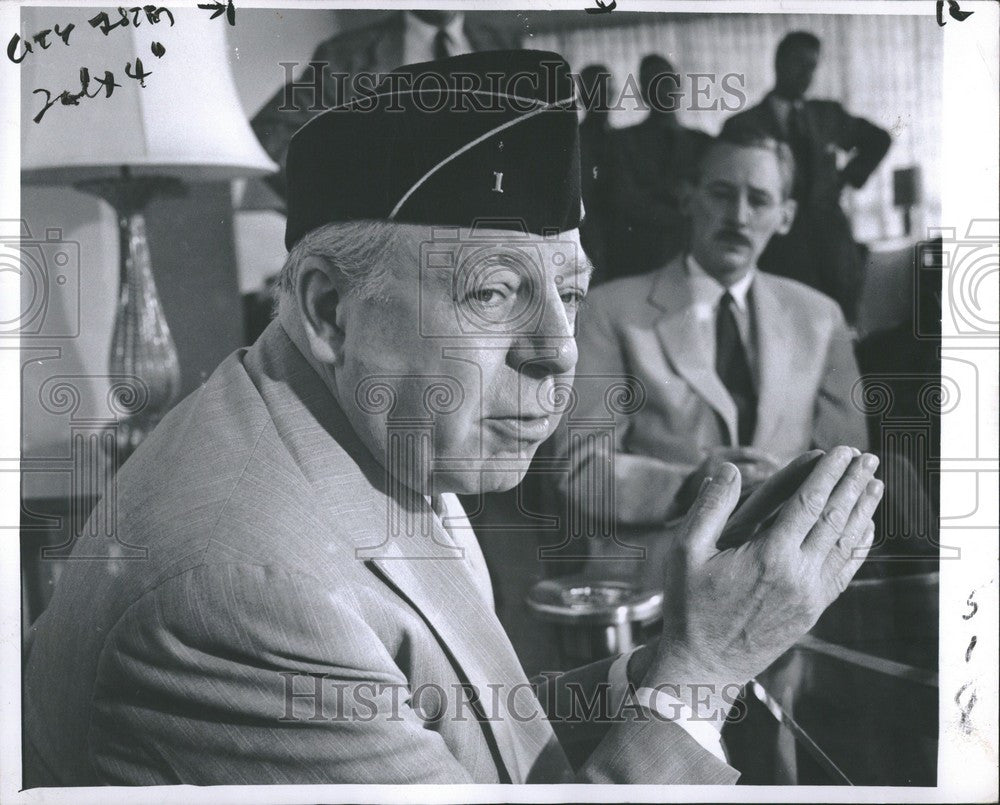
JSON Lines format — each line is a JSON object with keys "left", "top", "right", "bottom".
{"left": 277, "top": 219, "right": 406, "bottom": 301}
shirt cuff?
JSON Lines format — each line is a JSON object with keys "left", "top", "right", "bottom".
{"left": 635, "top": 687, "right": 727, "bottom": 763}
{"left": 607, "top": 649, "right": 727, "bottom": 764}
{"left": 607, "top": 648, "right": 634, "bottom": 712}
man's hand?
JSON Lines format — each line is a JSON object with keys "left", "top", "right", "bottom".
{"left": 642, "top": 446, "right": 883, "bottom": 726}
{"left": 680, "top": 447, "right": 782, "bottom": 511}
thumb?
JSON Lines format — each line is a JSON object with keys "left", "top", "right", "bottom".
{"left": 682, "top": 462, "right": 742, "bottom": 559}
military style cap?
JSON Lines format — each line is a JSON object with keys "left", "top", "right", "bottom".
{"left": 284, "top": 49, "right": 582, "bottom": 250}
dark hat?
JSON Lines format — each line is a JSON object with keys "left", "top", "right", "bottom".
{"left": 283, "top": 50, "right": 582, "bottom": 250}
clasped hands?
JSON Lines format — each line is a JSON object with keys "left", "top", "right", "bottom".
{"left": 634, "top": 446, "right": 884, "bottom": 728}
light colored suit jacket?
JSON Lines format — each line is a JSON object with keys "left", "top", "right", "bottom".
{"left": 23, "top": 322, "right": 736, "bottom": 786}
{"left": 554, "top": 256, "right": 867, "bottom": 526}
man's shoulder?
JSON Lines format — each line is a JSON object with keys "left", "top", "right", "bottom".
{"left": 721, "top": 98, "right": 771, "bottom": 131}
{"left": 586, "top": 270, "right": 659, "bottom": 314}
{"left": 465, "top": 18, "right": 520, "bottom": 50}
{"left": 758, "top": 271, "right": 842, "bottom": 321}
{"left": 311, "top": 12, "right": 402, "bottom": 64}
{"left": 109, "top": 349, "right": 341, "bottom": 567}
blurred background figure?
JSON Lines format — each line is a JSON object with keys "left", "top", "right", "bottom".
{"left": 723, "top": 31, "right": 891, "bottom": 323}
{"left": 602, "top": 54, "right": 710, "bottom": 283}
{"left": 251, "top": 10, "right": 518, "bottom": 203}
{"left": 577, "top": 64, "right": 614, "bottom": 275}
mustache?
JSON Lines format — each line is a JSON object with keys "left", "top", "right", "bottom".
{"left": 715, "top": 228, "right": 753, "bottom": 246}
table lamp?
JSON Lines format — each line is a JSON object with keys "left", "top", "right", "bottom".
{"left": 21, "top": 8, "right": 276, "bottom": 457}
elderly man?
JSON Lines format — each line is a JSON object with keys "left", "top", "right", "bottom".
{"left": 24, "top": 52, "right": 882, "bottom": 787}
{"left": 551, "top": 130, "right": 869, "bottom": 554}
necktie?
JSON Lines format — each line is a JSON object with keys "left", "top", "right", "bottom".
{"left": 786, "top": 102, "right": 811, "bottom": 200}
{"left": 432, "top": 27, "right": 452, "bottom": 60}
{"left": 715, "top": 291, "right": 757, "bottom": 446}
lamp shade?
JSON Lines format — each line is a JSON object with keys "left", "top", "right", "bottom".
{"left": 20, "top": 7, "right": 276, "bottom": 184}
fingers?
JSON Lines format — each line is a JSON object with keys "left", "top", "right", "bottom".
{"left": 684, "top": 462, "right": 742, "bottom": 559}
{"left": 820, "top": 476, "right": 883, "bottom": 569}
{"left": 714, "top": 446, "right": 779, "bottom": 465}
{"left": 831, "top": 518, "right": 877, "bottom": 595}
{"left": 717, "top": 450, "right": 824, "bottom": 549}
{"left": 802, "top": 453, "right": 881, "bottom": 557}
{"left": 770, "top": 446, "right": 856, "bottom": 549}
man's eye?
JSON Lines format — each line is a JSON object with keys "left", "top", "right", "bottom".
{"left": 560, "top": 289, "right": 585, "bottom": 307}
{"left": 466, "top": 287, "right": 508, "bottom": 306}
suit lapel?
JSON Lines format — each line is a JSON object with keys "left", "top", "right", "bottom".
{"left": 649, "top": 258, "right": 738, "bottom": 444}
{"left": 751, "top": 276, "right": 796, "bottom": 449}
{"left": 243, "top": 323, "right": 553, "bottom": 783}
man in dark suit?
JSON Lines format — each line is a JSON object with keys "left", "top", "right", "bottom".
{"left": 23, "top": 52, "right": 883, "bottom": 787}
{"left": 722, "top": 31, "right": 891, "bottom": 322}
{"left": 251, "top": 11, "right": 518, "bottom": 202}
{"left": 603, "top": 54, "right": 710, "bottom": 283}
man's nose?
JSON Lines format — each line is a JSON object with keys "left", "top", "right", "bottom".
{"left": 507, "top": 289, "right": 578, "bottom": 376}
{"left": 727, "top": 192, "right": 752, "bottom": 227}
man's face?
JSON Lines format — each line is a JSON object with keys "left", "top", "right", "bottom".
{"left": 333, "top": 225, "right": 589, "bottom": 496}
{"left": 776, "top": 45, "right": 819, "bottom": 99}
{"left": 640, "top": 61, "right": 683, "bottom": 114}
{"left": 685, "top": 143, "right": 795, "bottom": 284}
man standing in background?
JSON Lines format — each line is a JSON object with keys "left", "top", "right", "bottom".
{"left": 251, "top": 11, "right": 518, "bottom": 202}
{"left": 603, "top": 54, "right": 710, "bottom": 283}
{"left": 723, "top": 31, "right": 890, "bottom": 322}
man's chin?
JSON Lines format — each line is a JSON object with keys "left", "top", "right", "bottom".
{"left": 706, "top": 248, "right": 754, "bottom": 277}
{"left": 433, "top": 457, "right": 536, "bottom": 496}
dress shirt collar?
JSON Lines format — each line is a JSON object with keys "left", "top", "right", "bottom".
{"left": 685, "top": 254, "right": 755, "bottom": 313}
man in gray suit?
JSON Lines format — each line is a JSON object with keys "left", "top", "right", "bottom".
{"left": 553, "top": 130, "right": 869, "bottom": 549}
{"left": 23, "top": 52, "right": 883, "bottom": 787}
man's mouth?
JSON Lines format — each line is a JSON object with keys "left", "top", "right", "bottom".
{"left": 484, "top": 415, "right": 552, "bottom": 441}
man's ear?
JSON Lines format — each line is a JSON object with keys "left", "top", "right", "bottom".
{"left": 295, "top": 255, "right": 347, "bottom": 365}
{"left": 776, "top": 197, "right": 797, "bottom": 236}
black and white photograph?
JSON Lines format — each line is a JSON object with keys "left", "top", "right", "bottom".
{"left": 1, "top": 1, "right": 997, "bottom": 802}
